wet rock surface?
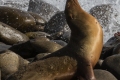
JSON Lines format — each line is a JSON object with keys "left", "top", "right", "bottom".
{"left": 0, "top": 6, "right": 38, "bottom": 33}
{"left": 51, "top": 40, "right": 67, "bottom": 46}
{"left": 94, "top": 69, "right": 117, "bottom": 80}
{"left": 100, "top": 35, "right": 120, "bottom": 59}
{"left": 102, "top": 54, "right": 120, "bottom": 79}
{"left": 9, "top": 37, "right": 62, "bottom": 58}
{"left": 35, "top": 53, "right": 51, "bottom": 61}
{"left": 0, "top": 50, "right": 29, "bottom": 80}
{"left": 25, "top": 31, "right": 51, "bottom": 39}
{"left": 44, "top": 11, "right": 71, "bottom": 42}
{"left": 29, "top": 37, "right": 63, "bottom": 53}
{"left": 28, "top": 0, "right": 60, "bottom": 22}
{"left": 0, "top": 22, "right": 29, "bottom": 45}
{"left": 113, "top": 43, "right": 120, "bottom": 54}
{"left": 28, "top": 11, "right": 46, "bottom": 25}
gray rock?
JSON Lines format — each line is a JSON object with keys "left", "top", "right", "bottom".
{"left": 35, "top": 53, "right": 51, "bottom": 60}
{"left": 44, "top": 11, "right": 71, "bottom": 42}
{"left": 0, "top": 42, "right": 11, "bottom": 51}
{"left": 0, "top": 22, "right": 29, "bottom": 45}
{"left": 30, "top": 38, "right": 63, "bottom": 53}
{"left": 25, "top": 31, "right": 51, "bottom": 39}
{"left": 28, "top": 11, "right": 46, "bottom": 25}
{"left": 28, "top": 0, "right": 60, "bottom": 22}
{"left": 102, "top": 54, "right": 120, "bottom": 79}
{"left": 113, "top": 43, "right": 120, "bottom": 54}
{"left": 0, "top": 50, "right": 29, "bottom": 80}
{"left": 51, "top": 40, "right": 67, "bottom": 46}
{"left": 9, "top": 37, "right": 62, "bottom": 58}
{"left": 101, "top": 36, "right": 120, "bottom": 59}
{"left": 94, "top": 69, "right": 117, "bottom": 80}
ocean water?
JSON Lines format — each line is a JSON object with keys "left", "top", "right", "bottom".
{"left": 1, "top": 0, "right": 120, "bottom": 43}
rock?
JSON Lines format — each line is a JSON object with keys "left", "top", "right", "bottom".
{"left": 90, "top": 4, "right": 120, "bottom": 43}
{"left": 25, "top": 31, "right": 51, "bottom": 39}
{"left": 101, "top": 47, "right": 114, "bottom": 59}
{"left": 102, "top": 54, "right": 120, "bottom": 79}
{"left": 94, "top": 69, "right": 117, "bottom": 80}
{"left": 104, "top": 36, "right": 120, "bottom": 48}
{"left": 44, "top": 11, "right": 71, "bottom": 42}
{"left": 101, "top": 35, "right": 120, "bottom": 59}
{"left": 26, "top": 58, "right": 35, "bottom": 63}
{"left": 51, "top": 40, "right": 67, "bottom": 46}
{"left": 28, "top": 11, "right": 46, "bottom": 25}
{"left": 113, "top": 43, "right": 120, "bottom": 54}
{"left": 0, "top": 50, "right": 29, "bottom": 80}
{"left": 0, "top": 42, "right": 11, "bottom": 51}
{"left": 9, "top": 37, "right": 62, "bottom": 58}
{"left": 35, "top": 53, "right": 51, "bottom": 61}
{"left": 0, "top": 6, "right": 38, "bottom": 33}
{"left": 0, "top": 22, "right": 29, "bottom": 45}
{"left": 9, "top": 41, "right": 35, "bottom": 58}
{"left": 28, "top": 0, "right": 60, "bottom": 22}
{"left": 30, "top": 37, "right": 63, "bottom": 53}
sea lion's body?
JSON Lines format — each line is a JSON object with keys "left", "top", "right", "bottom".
{"left": 7, "top": 0, "right": 103, "bottom": 80}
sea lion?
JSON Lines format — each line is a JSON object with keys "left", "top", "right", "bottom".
{"left": 7, "top": 0, "right": 103, "bottom": 80}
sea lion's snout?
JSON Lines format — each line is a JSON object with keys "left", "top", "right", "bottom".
{"left": 65, "top": 0, "right": 80, "bottom": 19}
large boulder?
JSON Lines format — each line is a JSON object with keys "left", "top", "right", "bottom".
{"left": 0, "top": 50, "right": 29, "bottom": 80}
{"left": 0, "top": 22, "right": 29, "bottom": 45}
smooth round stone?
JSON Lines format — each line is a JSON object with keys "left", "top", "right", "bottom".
{"left": 104, "top": 36, "right": 120, "bottom": 48}
{"left": 28, "top": 11, "right": 46, "bottom": 25}
{"left": 44, "top": 11, "right": 71, "bottom": 42}
{"left": 113, "top": 43, "right": 120, "bottom": 54}
{"left": 102, "top": 54, "right": 120, "bottom": 79}
{"left": 0, "top": 22, "right": 29, "bottom": 45}
{"left": 33, "top": 25, "right": 45, "bottom": 31}
{"left": 30, "top": 37, "right": 63, "bottom": 53}
{"left": 100, "top": 47, "right": 114, "bottom": 59}
{"left": 101, "top": 36, "right": 120, "bottom": 59}
{"left": 0, "top": 6, "right": 37, "bottom": 33}
{"left": 9, "top": 37, "right": 62, "bottom": 58}
{"left": 0, "top": 50, "right": 29, "bottom": 80}
{"left": 51, "top": 40, "right": 67, "bottom": 46}
{"left": 25, "top": 31, "right": 51, "bottom": 39}
{"left": 28, "top": 0, "right": 60, "bottom": 22}
{"left": 94, "top": 69, "right": 117, "bottom": 80}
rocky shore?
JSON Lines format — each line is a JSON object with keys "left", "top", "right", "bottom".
{"left": 0, "top": 0, "right": 120, "bottom": 80}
